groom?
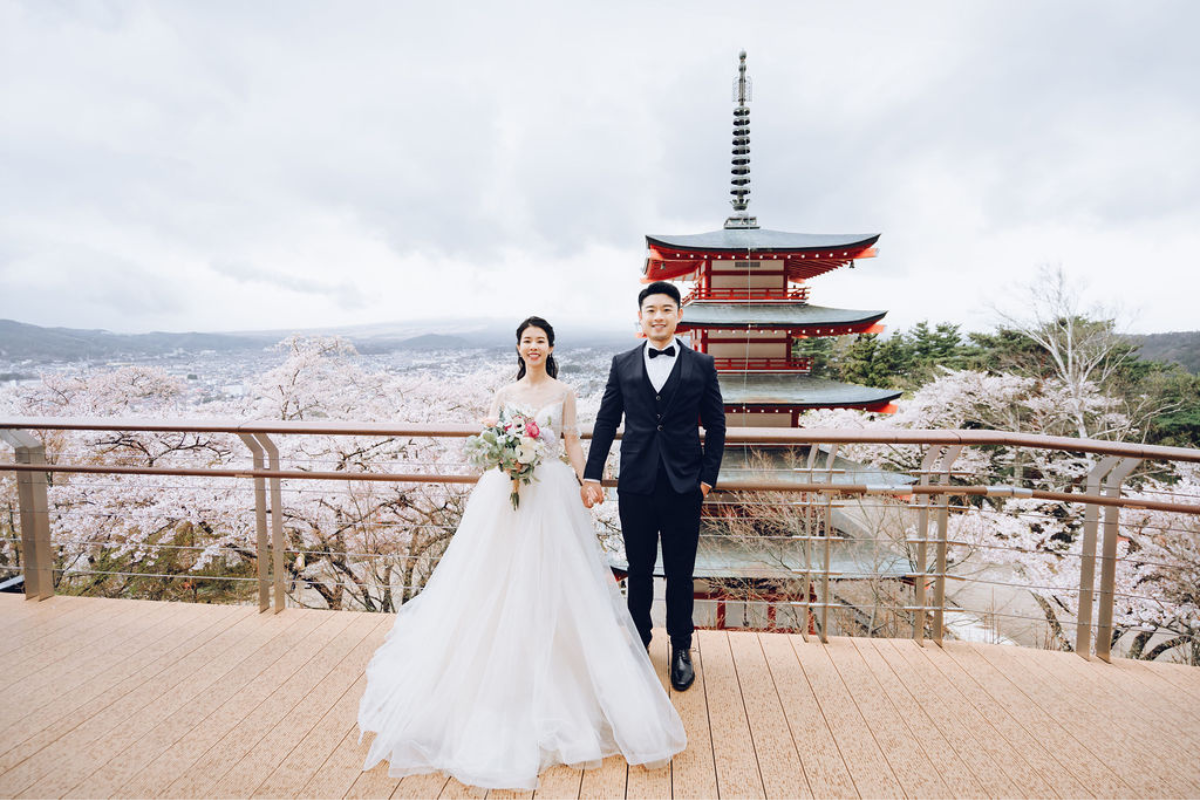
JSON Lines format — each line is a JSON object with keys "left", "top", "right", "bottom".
{"left": 582, "top": 281, "right": 726, "bottom": 692}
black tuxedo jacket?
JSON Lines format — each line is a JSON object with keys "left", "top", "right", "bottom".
{"left": 584, "top": 341, "right": 726, "bottom": 494}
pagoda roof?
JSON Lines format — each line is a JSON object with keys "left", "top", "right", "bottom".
{"left": 647, "top": 229, "right": 879, "bottom": 254}
{"left": 681, "top": 303, "right": 886, "bottom": 330}
{"left": 643, "top": 229, "right": 881, "bottom": 282}
{"left": 719, "top": 447, "right": 915, "bottom": 490}
{"left": 720, "top": 374, "right": 901, "bottom": 409}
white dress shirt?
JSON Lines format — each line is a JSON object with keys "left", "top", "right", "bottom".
{"left": 644, "top": 337, "right": 683, "bottom": 392}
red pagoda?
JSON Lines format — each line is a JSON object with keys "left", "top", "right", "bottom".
{"left": 644, "top": 52, "right": 900, "bottom": 427}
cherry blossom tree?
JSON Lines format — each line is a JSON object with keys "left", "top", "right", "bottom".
{"left": 0, "top": 365, "right": 247, "bottom": 599}
{"left": 2, "top": 330, "right": 1193, "bottom": 658}
{"left": 801, "top": 369, "right": 1199, "bottom": 662}
{"left": 0, "top": 336, "right": 618, "bottom": 611}
{"left": 992, "top": 265, "right": 1155, "bottom": 441}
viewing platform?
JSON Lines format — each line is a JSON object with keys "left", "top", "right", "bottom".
{"left": 4, "top": 415, "right": 1200, "bottom": 797}
{"left": 3, "top": 593, "right": 1198, "bottom": 799}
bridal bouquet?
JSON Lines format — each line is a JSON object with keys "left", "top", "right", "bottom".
{"left": 464, "top": 408, "right": 549, "bottom": 510}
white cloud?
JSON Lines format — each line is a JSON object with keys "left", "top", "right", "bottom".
{"left": 1, "top": 0, "right": 1197, "bottom": 335}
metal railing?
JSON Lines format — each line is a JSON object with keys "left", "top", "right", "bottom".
{"left": 2, "top": 416, "right": 1199, "bottom": 664}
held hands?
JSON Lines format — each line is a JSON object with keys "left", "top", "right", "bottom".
{"left": 580, "top": 482, "right": 605, "bottom": 508}
{"left": 578, "top": 480, "right": 706, "bottom": 507}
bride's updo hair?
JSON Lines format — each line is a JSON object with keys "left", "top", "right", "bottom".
{"left": 515, "top": 316, "right": 558, "bottom": 380}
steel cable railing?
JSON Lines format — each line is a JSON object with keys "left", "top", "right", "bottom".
{"left": 2, "top": 416, "right": 1198, "bottom": 664}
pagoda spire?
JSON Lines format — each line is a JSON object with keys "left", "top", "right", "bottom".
{"left": 725, "top": 50, "right": 758, "bottom": 230}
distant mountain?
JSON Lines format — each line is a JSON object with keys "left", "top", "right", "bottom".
{"left": 1133, "top": 331, "right": 1200, "bottom": 374}
{"left": 0, "top": 319, "right": 276, "bottom": 362}
{"left": 0, "top": 318, "right": 636, "bottom": 363}
{"left": 241, "top": 318, "right": 635, "bottom": 351}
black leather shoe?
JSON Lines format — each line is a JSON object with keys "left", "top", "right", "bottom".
{"left": 670, "top": 648, "right": 695, "bottom": 692}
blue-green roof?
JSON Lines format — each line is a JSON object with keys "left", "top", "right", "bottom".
{"left": 647, "top": 229, "right": 879, "bottom": 254}
{"left": 720, "top": 375, "right": 901, "bottom": 409}
{"left": 681, "top": 303, "right": 886, "bottom": 329}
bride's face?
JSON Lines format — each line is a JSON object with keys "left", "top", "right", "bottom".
{"left": 518, "top": 326, "right": 553, "bottom": 370}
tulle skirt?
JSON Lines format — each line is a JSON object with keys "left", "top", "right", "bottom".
{"left": 357, "top": 461, "right": 686, "bottom": 791}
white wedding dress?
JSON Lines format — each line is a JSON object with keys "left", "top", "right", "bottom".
{"left": 357, "top": 384, "right": 686, "bottom": 791}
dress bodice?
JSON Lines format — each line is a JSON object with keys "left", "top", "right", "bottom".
{"left": 491, "top": 381, "right": 581, "bottom": 461}
{"left": 502, "top": 399, "right": 566, "bottom": 459}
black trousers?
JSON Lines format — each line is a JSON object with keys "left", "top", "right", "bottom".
{"left": 618, "top": 461, "right": 704, "bottom": 651}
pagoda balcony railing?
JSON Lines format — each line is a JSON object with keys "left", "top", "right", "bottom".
{"left": 710, "top": 356, "right": 813, "bottom": 372}
{"left": 2, "top": 416, "right": 1199, "bottom": 665}
{"left": 684, "top": 286, "right": 810, "bottom": 303}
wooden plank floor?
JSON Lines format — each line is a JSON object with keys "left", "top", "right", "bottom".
{"left": 2, "top": 595, "right": 1199, "bottom": 799}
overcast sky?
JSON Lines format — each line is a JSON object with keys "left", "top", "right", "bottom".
{"left": 2, "top": 0, "right": 1197, "bottom": 337}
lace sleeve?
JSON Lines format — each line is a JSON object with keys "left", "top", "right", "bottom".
{"left": 485, "top": 385, "right": 506, "bottom": 424}
{"left": 561, "top": 387, "right": 581, "bottom": 441}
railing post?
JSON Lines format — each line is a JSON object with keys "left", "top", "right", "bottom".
{"left": 931, "top": 446, "right": 963, "bottom": 646}
{"left": 238, "top": 434, "right": 272, "bottom": 613}
{"left": 0, "top": 430, "right": 53, "bottom": 601}
{"left": 1094, "top": 457, "right": 1141, "bottom": 663}
{"left": 254, "top": 433, "right": 287, "bottom": 614}
{"left": 818, "top": 443, "right": 838, "bottom": 643}
{"left": 912, "top": 445, "right": 958, "bottom": 643}
{"left": 1075, "top": 455, "right": 1120, "bottom": 659}
{"left": 798, "top": 443, "right": 820, "bottom": 642}
{"left": 911, "top": 447, "right": 938, "bottom": 642}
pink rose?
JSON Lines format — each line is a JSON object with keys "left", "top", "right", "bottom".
{"left": 526, "top": 420, "right": 540, "bottom": 438}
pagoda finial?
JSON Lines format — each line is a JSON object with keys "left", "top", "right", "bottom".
{"left": 725, "top": 50, "right": 758, "bottom": 229}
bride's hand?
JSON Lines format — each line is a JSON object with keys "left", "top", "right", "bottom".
{"left": 581, "top": 483, "right": 604, "bottom": 508}
{"left": 481, "top": 416, "right": 498, "bottom": 427}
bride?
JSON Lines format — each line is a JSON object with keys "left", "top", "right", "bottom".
{"left": 357, "top": 316, "right": 687, "bottom": 791}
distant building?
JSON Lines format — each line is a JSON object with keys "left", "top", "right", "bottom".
{"left": 621, "top": 53, "right": 914, "bottom": 636}
{"left": 644, "top": 51, "right": 901, "bottom": 427}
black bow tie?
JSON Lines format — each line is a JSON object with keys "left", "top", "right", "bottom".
{"left": 648, "top": 345, "right": 676, "bottom": 359}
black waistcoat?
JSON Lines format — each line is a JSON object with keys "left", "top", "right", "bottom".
{"left": 641, "top": 352, "right": 684, "bottom": 468}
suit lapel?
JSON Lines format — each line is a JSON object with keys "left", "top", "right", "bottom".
{"left": 659, "top": 343, "right": 692, "bottom": 418}
{"left": 633, "top": 343, "right": 656, "bottom": 396}
{"left": 678, "top": 342, "right": 694, "bottom": 387}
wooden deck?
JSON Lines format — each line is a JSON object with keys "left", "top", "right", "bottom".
{"left": 1, "top": 595, "right": 1198, "bottom": 800}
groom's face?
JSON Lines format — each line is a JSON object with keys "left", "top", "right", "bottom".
{"left": 638, "top": 294, "right": 681, "bottom": 346}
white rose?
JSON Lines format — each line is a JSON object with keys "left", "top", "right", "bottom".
{"left": 515, "top": 445, "right": 536, "bottom": 462}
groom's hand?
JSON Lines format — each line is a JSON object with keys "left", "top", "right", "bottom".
{"left": 581, "top": 481, "right": 605, "bottom": 508}
{"left": 700, "top": 482, "right": 712, "bottom": 498}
